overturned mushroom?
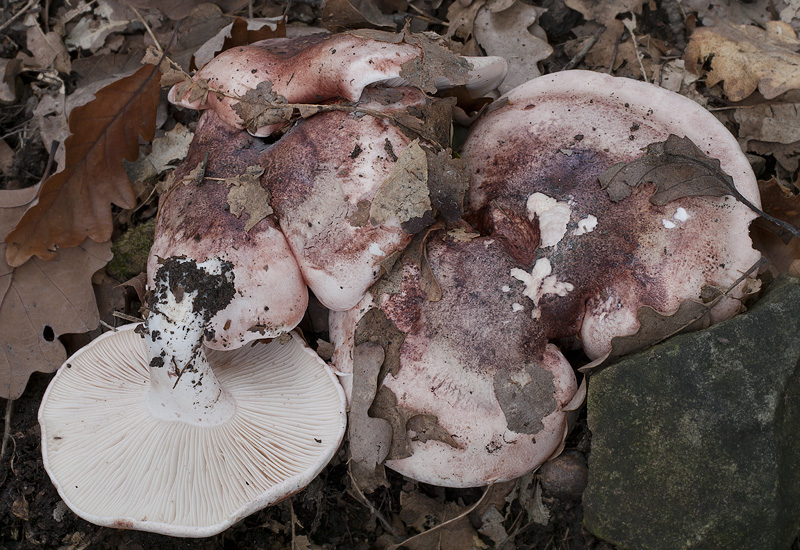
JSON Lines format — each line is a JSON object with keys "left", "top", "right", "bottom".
{"left": 168, "top": 31, "right": 507, "bottom": 137}
{"left": 462, "top": 70, "right": 762, "bottom": 359}
{"left": 332, "top": 230, "right": 578, "bottom": 487}
{"left": 39, "top": 322, "right": 346, "bottom": 536}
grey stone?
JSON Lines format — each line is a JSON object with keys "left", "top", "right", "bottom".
{"left": 584, "top": 275, "right": 800, "bottom": 550}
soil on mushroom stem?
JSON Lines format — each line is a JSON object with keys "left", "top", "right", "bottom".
{"left": 0, "top": 366, "right": 607, "bottom": 549}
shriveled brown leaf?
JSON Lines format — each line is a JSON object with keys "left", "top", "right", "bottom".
{"left": 5, "top": 64, "right": 160, "bottom": 267}
{"left": 1, "top": 187, "right": 112, "bottom": 400}
{"left": 124, "top": 123, "right": 194, "bottom": 188}
{"left": 348, "top": 342, "right": 392, "bottom": 493}
{"left": 370, "top": 140, "right": 432, "bottom": 232}
{"left": 192, "top": 16, "right": 286, "bottom": 70}
{"left": 682, "top": 0, "right": 779, "bottom": 27}
{"left": 231, "top": 81, "right": 294, "bottom": 134}
{"left": 685, "top": 21, "right": 800, "bottom": 101}
{"left": 426, "top": 149, "right": 469, "bottom": 223}
{"left": 598, "top": 134, "right": 736, "bottom": 205}
{"left": 321, "top": 0, "right": 396, "bottom": 32}
{"left": 224, "top": 165, "right": 273, "bottom": 232}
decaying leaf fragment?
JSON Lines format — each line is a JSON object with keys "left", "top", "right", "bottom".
{"left": 370, "top": 140, "right": 432, "bottom": 232}
{"left": 348, "top": 342, "right": 392, "bottom": 493}
{"left": 1, "top": 186, "right": 111, "bottom": 399}
{"left": 685, "top": 20, "right": 800, "bottom": 101}
{"left": 231, "top": 81, "right": 294, "bottom": 135}
{"left": 224, "top": 166, "right": 273, "bottom": 232}
{"left": 4, "top": 64, "right": 160, "bottom": 267}
{"left": 598, "top": 134, "right": 736, "bottom": 205}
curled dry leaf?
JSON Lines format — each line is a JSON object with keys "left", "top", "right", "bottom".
{"left": 1, "top": 186, "right": 111, "bottom": 400}
{"left": 0, "top": 58, "right": 22, "bottom": 104}
{"left": 4, "top": 64, "right": 160, "bottom": 267}
{"left": 685, "top": 21, "right": 800, "bottom": 101}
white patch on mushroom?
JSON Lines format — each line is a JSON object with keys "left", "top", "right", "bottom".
{"left": 510, "top": 258, "right": 574, "bottom": 318}
{"left": 526, "top": 192, "right": 572, "bottom": 247}
{"left": 573, "top": 215, "right": 598, "bottom": 236}
{"left": 369, "top": 243, "right": 386, "bottom": 256}
{"left": 502, "top": 285, "right": 511, "bottom": 292}
{"left": 662, "top": 207, "right": 690, "bottom": 229}
{"left": 511, "top": 302, "right": 524, "bottom": 312}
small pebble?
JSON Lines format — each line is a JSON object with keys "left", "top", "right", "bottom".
{"left": 539, "top": 451, "right": 589, "bottom": 499}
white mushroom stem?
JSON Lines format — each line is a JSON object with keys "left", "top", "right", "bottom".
{"left": 145, "top": 258, "right": 236, "bottom": 425}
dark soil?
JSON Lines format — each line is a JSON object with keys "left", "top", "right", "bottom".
{"left": 0, "top": 368, "right": 604, "bottom": 549}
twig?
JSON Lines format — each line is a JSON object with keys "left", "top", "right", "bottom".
{"left": 607, "top": 32, "right": 622, "bottom": 74}
{"left": 387, "top": 484, "right": 493, "bottom": 550}
{"left": 130, "top": 5, "right": 162, "bottom": 54}
{"left": 289, "top": 498, "right": 297, "bottom": 549}
{"left": 112, "top": 311, "right": 145, "bottom": 323}
{"left": 0, "top": 0, "right": 37, "bottom": 33}
{"left": 0, "top": 399, "right": 14, "bottom": 466}
{"left": 561, "top": 27, "right": 604, "bottom": 71}
{"left": 623, "top": 16, "right": 648, "bottom": 83}
{"left": 346, "top": 464, "right": 400, "bottom": 538}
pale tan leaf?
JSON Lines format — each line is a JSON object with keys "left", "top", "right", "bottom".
{"left": 370, "top": 140, "right": 432, "bottom": 230}
{"left": 0, "top": 187, "right": 111, "bottom": 400}
{"left": 685, "top": 21, "right": 800, "bottom": 101}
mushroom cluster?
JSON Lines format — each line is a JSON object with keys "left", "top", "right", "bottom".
{"left": 39, "top": 30, "right": 508, "bottom": 536}
{"left": 39, "top": 30, "right": 761, "bottom": 534}
{"left": 331, "top": 70, "right": 760, "bottom": 488}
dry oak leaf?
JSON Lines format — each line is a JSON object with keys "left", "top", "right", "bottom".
{"left": 4, "top": 64, "right": 160, "bottom": 267}
{"left": 1, "top": 186, "right": 112, "bottom": 400}
{"left": 685, "top": 21, "right": 800, "bottom": 101}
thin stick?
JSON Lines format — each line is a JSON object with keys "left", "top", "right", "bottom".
{"left": 561, "top": 27, "right": 604, "bottom": 71}
{"left": 113, "top": 311, "right": 145, "bottom": 323}
{"left": 624, "top": 16, "right": 648, "bottom": 83}
{"left": 0, "top": 0, "right": 37, "bottom": 33}
{"left": 387, "top": 485, "right": 493, "bottom": 550}
{"left": 289, "top": 498, "right": 297, "bottom": 549}
{"left": 130, "top": 5, "right": 162, "bottom": 54}
{"left": 0, "top": 399, "right": 14, "bottom": 466}
{"left": 346, "top": 464, "right": 400, "bottom": 538}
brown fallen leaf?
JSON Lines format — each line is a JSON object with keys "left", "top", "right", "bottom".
{"left": 598, "top": 134, "right": 738, "bottom": 205}
{"left": 192, "top": 16, "right": 286, "bottom": 70}
{"left": 1, "top": 186, "right": 112, "bottom": 400}
{"left": 19, "top": 22, "right": 71, "bottom": 73}
{"left": 5, "top": 64, "right": 160, "bottom": 267}
{"left": 348, "top": 342, "right": 392, "bottom": 493}
{"left": 734, "top": 103, "right": 800, "bottom": 145}
{"left": 223, "top": 165, "right": 273, "bottom": 232}
{"left": 685, "top": 20, "right": 800, "bottom": 101}
{"left": 473, "top": 0, "right": 552, "bottom": 94}
{"left": 321, "top": 0, "right": 397, "bottom": 32}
